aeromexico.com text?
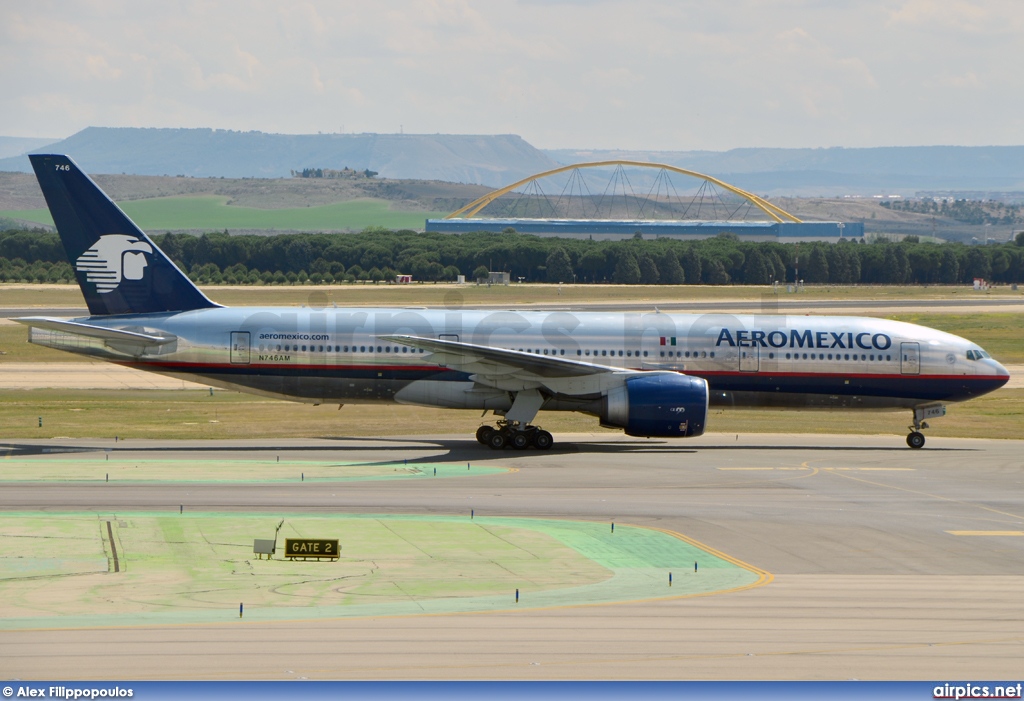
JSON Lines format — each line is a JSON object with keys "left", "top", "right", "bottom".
{"left": 716, "top": 329, "right": 893, "bottom": 351}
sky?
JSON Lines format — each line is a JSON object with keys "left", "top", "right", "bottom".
{"left": 2, "top": 0, "right": 1024, "bottom": 151}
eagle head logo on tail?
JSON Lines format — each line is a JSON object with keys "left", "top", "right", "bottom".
{"left": 75, "top": 234, "right": 154, "bottom": 293}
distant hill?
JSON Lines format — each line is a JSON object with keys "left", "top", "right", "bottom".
{"left": 5, "top": 128, "right": 1024, "bottom": 197}
{"left": 0, "top": 127, "right": 560, "bottom": 187}
{"left": 545, "top": 146, "right": 1024, "bottom": 196}
{"left": 0, "top": 136, "right": 60, "bottom": 160}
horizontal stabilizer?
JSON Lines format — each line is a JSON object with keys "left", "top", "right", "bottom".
{"left": 14, "top": 317, "right": 176, "bottom": 345}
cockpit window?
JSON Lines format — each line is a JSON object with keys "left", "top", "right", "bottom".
{"left": 966, "top": 349, "right": 991, "bottom": 361}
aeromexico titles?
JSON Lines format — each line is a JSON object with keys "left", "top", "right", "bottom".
{"left": 17, "top": 155, "right": 1009, "bottom": 450}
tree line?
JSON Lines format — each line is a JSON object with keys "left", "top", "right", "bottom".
{"left": 3, "top": 226, "right": 1024, "bottom": 286}
{"left": 880, "top": 198, "right": 1024, "bottom": 227}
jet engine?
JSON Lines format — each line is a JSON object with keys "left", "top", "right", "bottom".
{"left": 601, "top": 372, "right": 708, "bottom": 438}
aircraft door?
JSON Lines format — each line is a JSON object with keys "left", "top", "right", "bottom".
{"left": 739, "top": 345, "right": 759, "bottom": 372}
{"left": 900, "top": 341, "right": 920, "bottom": 375}
{"left": 230, "top": 331, "right": 251, "bottom": 364}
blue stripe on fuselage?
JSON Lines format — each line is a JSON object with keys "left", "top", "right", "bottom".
{"left": 692, "top": 370, "right": 1007, "bottom": 402}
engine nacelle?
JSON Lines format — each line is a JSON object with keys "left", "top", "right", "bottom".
{"left": 601, "top": 372, "right": 708, "bottom": 438}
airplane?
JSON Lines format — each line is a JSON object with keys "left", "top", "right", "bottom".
{"left": 15, "top": 154, "right": 1010, "bottom": 450}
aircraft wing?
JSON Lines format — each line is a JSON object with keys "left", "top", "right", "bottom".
{"left": 14, "top": 317, "right": 177, "bottom": 346}
{"left": 380, "top": 333, "right": 642, "bottom": 395}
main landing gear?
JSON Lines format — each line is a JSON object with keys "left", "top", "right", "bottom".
{"left": 476, "top": 421, "right": 554, "bottom": 451}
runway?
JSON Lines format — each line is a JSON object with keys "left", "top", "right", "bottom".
{"left": 1, "top": 433, "right": 1023, "bottom": 680}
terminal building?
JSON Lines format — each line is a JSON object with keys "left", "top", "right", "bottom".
{"left": 425, "top": 217, "right": 863, "bottom": 242}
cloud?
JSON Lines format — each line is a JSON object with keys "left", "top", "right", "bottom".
{"left": 2, "top": 1, "right": 1023, "bottom": 148}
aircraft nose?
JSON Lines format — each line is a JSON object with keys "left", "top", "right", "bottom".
{"left": 989, "top": 359, "right": 1010, "bottom": 384}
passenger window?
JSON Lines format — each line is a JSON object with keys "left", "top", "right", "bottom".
{"left": 643, "top": 351, "right": 648, "bottom": 357}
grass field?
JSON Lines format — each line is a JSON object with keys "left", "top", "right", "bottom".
{"left": 0, "top": 513, "right": 755, "bottom": 626}
{"left": 2, "top": 196, "right": 448, "bottom": 231}
{"left": 1, "top": 387, "right": 1020, "bottom": 441}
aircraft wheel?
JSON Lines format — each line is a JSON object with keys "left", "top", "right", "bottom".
{"left": 476, "top": 425, "right": 495, "bottom": 445}
{"left": 488, "top": 431, "right": 507, "bottom": 450}
{"left": 511, "top": 432, "right": 530, "bottom": 450}
{"left": 533, "top": 430, "right": 553, "bottom": 450}
{"left": 907, "top": 431, "right": 925, "bottom": 449}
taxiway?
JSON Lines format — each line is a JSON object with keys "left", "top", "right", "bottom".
{"left": 1, "top": 433, "right": 1022, "bottom": 680}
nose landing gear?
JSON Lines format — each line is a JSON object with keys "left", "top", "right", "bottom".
{"left": 906, "top": 430, "right": 926, "bottom": 449}
{"left": 475, "top": 421, "right": 553, "bottom": 450}
{"left": 907, "top": 404, "right": 946, "bottom": 449}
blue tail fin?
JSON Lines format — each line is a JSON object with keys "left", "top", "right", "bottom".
{"left": 29, "top": 154, "right": 219, "bottom": 316}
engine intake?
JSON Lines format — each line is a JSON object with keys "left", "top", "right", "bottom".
{"left": 601, "top": 372, "right": 708, "bottom": 438}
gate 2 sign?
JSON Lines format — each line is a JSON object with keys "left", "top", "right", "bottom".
{"left": 284, "top": 538, "right": 340, "bottom": 560}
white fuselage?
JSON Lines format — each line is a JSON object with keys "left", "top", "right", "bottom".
{"left": 28, "top": 306, "right": 1010, "bottom": 416}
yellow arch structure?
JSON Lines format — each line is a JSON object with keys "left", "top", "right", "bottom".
{"left": 444, "top": 160, "right": 802, "bottom": 224}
